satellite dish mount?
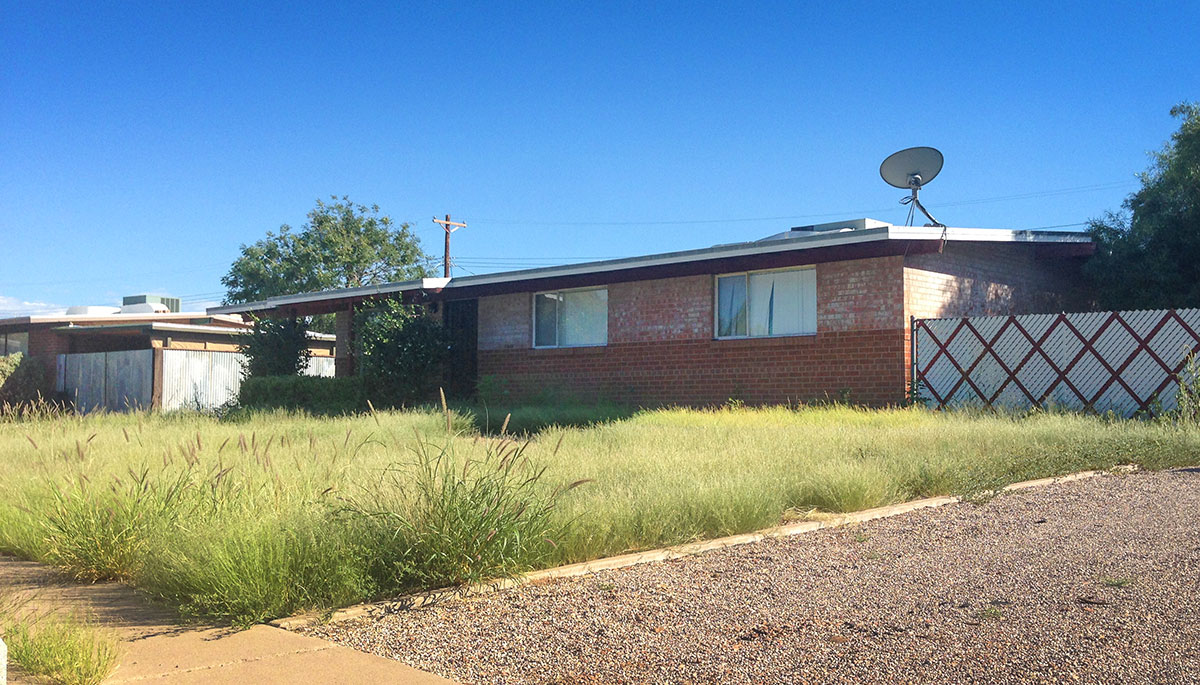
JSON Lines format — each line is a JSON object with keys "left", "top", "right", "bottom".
{"left": 880, "top": 146, "right": 946, "bottom": 228}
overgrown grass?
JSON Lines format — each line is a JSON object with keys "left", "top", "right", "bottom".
{"left": 1, "top": 403, "right": 1198, "bottom": 626}
{"left": 0, "top": 593, "right": 118, "bottom": 685}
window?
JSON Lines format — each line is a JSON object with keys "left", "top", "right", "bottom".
{"left": 715, "top": 267, "right": 816, "bottom": 338}
{"left": 533, "top": 288, "right": 608, "bottom": 347}
{"left": 1, "top": 332, "right": 29, "bottom": 356}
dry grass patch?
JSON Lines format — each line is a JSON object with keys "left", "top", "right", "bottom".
{"left": 0, "top": 403, "right": 1197, "bottom": 624}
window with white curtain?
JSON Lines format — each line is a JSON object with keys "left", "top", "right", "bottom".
{"left": 715, "top": 267, "right": 816, "bottom": 338}
{"left": 533, "top": 288, "right": 608, "bottom": 347}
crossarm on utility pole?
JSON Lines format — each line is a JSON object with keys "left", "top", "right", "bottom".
{"left": 432, "top": 214, "right": 468, "bottom": 278}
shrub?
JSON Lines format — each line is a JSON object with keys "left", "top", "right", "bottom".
{"left": 238, "top": 375, "right": 367, "bottom": 415}
{"left": 475, "top": 374, "right": 512, "bottom": 406}
{"left": 356, "top": 299, "right": 450, "bottom": 406}
{"left": 0, "top": 353, "right": 51, "bottom": 405}
{"left": 238, "top": 316, "right": 312, "bottom": 378}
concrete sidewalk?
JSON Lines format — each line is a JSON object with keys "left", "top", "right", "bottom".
{"left": 0, "top": 556, "right": 454, "bottom": 684}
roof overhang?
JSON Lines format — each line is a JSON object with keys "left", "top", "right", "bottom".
{"left": 51, "top": 321, "right": 335, "bottom": 341}
{"left": 0, "top": 312, "right": 246, "bottom": 332}
{"left": 207, "top": 223, "right": 1094, "bottom": 318}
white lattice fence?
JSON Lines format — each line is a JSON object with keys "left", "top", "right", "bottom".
{"left": 913, "top": 309, "right": 1200, "bottom": 416}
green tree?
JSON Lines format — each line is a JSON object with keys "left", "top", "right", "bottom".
{"left": 356, "top": 299, "right": 450, "bottom": 406}
{"left": 1085, "top": 103, "right": 1200, "bottom": 309}
{"left": 237, "top": 316, "right": 312, "bottom": 378}
{"left": 222, "top": 197, "right": 432, "bottom": 305}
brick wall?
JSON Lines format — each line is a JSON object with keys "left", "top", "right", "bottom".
{"left": 479, "top": 330, "right": 906, "bottom": 406}
{"left": 474, "top": 247, "right": 1084, "bottom": 407}
{"left": 26, "top": 327, "right": 70, "bottom": 388}
{"left": 478, "top": 293, "right": 532, "bottom": 350}
{"left": 904, "top": 243, "right": 1084, "bottom": 320}
{"left": 477, "top": 256, "right": 909, "bottom": 406}
{"left": 608, "top": 275, "right": 711, "bottom": 343}
{"left": 817, "top": 256, "right": 904, "bottom": 332}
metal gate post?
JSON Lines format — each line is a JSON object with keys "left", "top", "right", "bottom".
{"left": 909, "top": 315, "right": 917, "bottom": 404}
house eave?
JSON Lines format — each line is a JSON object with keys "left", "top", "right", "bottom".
{"left": 207, "top": 223, "right": 1093, "bottom": 317}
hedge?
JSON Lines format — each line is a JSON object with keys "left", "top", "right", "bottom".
{"left": 238, "top": 375, "right": 367, "bottom": 415}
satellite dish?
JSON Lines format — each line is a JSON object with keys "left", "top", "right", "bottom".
{"left": 880, "top": 147, "right": 944, "bottom": 189}
{"left": 880, "top": 146, "right": 945, "bottom": 227}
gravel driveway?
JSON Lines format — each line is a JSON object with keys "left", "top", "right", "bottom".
{"left": 306, "top": 469, "right": 1200, "bottom": 684}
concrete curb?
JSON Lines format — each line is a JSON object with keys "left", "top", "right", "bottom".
{"left": 272, "top": 466, "right": 1134, "bottom": 631}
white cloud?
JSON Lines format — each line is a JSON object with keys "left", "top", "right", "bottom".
{"left": 0, "top": 295, "right": 66, "bottom": 317}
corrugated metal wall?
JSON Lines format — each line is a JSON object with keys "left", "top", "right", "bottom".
{"left": 57, "top": 349, "right": 337, "bottom": 413}
{"left": 161, "top": 351, "right": 336, "bottom": 412}
{"left": 914, "top": 308, "right": 1200, "bottom": 416}
{"left": 305, "top": 356, "right": 335, "bottom": 377}
{"left": 161, "top": 349, "right": 245, "bottom": 411}
{"left": 56, "top": 349, "right": 154, "bottom": 413}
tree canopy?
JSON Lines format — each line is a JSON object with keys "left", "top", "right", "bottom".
{"left": 355, "top": 299, "right": 450, "bottom": 406}
{"left": 1084, "top": 103, "right": 1200, "bottom": 309}
{"left": 237, "top": 316, "right": 312, "bottom": 379}
{"left": 222, "top": 197, "right": 431, "bottom": 305}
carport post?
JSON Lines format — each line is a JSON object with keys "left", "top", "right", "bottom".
{"left": 334, "top": 306, "right": 356, "bottom": 377}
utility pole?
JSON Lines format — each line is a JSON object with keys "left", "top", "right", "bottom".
{"left": 432, "top": 214, "right": 467, "bottom": 278}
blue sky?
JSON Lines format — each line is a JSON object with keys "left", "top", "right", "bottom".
{"left": 2, "top": 1, "right": 1197, "bottom": 314}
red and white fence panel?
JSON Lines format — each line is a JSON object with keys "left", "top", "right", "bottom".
{"left": 913, "top": 309, "right": 1200, "bottom": 416}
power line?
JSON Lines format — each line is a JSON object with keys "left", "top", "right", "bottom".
{"left": 0, "top": 180, "right": 1127, "bottom": 293}
{"left": 458, "top": 180, "right": 1134, "bottom": 227}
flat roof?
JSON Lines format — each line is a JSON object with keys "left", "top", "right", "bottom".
{"left": 208, "top": 221, "right": 1093, "bottom": 316}
{"left": 0, "top": 312, "right": 246, "bottom": 328}
{"left": 51, "top": 321, "right": 335, "bottom": 341}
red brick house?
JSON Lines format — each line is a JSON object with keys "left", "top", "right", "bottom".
{"left": 210, "top": 219, "right": 1093, "bottom": 406}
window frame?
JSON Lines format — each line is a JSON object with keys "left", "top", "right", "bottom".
{"left": 713, "top": 265, "right": 817, "bottom": 340}
{"left": 531, "top": 286, "right": 609, "bottom": 349}
{"left": 1, "top": 331, "right": 30, "bottom": 357}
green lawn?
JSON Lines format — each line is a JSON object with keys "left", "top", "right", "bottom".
{"left": 1, "top": 403, "right": 1197, "bottom": 625}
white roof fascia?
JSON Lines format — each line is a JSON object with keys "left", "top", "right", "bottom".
{"left": 886, "top": 226, "right": 1092, "bottom": 243}
{"left": 144, "top": 322, "right": 250, "bottom": 334}
{"left": 52, "top": 322, "right": 247, "bottom": 335}
{"left": 207, "top": 223, "right": 1091, "bottom": 314}
{"left": 207, "top": 229, "right": 891, "bottom": 314}
{"left": 147, "top": 322, "right": 334, "bottom": 340}
{"left": 51, "top": 321, "right": 334, "bottom": 341}
{"left": 206, "top": 301, "right": 273, "bottom": 315}
{"left": 207, "top": 279, "right": 429, "bottom": 315}
{"left": 6, "top": 312, "right": 244, "bottom": 326}
{"left": 430, "top": 227, "right": 894, "bottom": 290}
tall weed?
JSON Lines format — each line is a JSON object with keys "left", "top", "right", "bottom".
{"left": 348, "top": 434, "right": 588, "bottom": 591}
{"left": 41, "top": 469, "right": 195, "bottom": 582}
{"left": 0, "top": 592, "right": 118, "bottom": 685}
{"left": 139, "top": 512, "right": 374, "bottom": 626}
